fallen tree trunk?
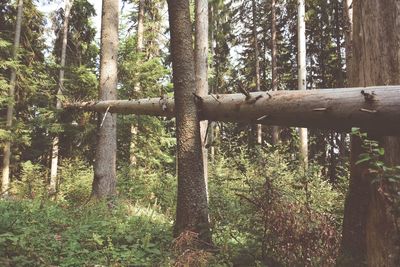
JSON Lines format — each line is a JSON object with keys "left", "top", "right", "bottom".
{"left": 64, "top": 86, "right": 400, "bottom": 134}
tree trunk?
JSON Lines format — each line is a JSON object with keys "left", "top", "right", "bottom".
{"left": 167, "top": 0, "right": 212, "bottom": 244}
{"left": 2, "top": 0, "right": 23, "bottom": 196}
{"left": 208, "top": 3, "right": 215, "bottom": 162}
{"left": 297, "top": 0, "right": 308, "bottom": 167}
{"left": 271, "top": 0, "right": 279, "bottom": 145}
{"left": 129, "top": 0, "right": 145, "bottom": 166}
{"left": 92, "top": 0, "right": 118, "bottom": 198}
{"left": 252, "top": 0, "right": 262, "bottom": 145}
{"left": 195, "top": 0, "right": 209, "bottom": 200}
{"left": 65, "top": 86, "right": 400, "bottom": 135}
{"left": 343, "top": 0, "right": 353, "bottom": 86}
{"left": 340, "top": 1, "right": 400, "bottom": 266}
{"left": 50, "top": 0, "right": 72, "bottom": 193}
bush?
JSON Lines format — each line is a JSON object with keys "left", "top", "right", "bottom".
{"left": 0, "top": 199, "right": 173, "bottom": 266}
{"left": 208, "top": 145, "right": 345, "bottom": 266}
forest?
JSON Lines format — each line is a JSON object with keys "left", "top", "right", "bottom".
{"left": 0, "top": 0, "right": 400, "bottom": 266}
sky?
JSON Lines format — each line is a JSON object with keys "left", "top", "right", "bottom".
{"left": 39, "top": 0, "right": 102, "bottom": 41}
{"left": 38, "top": 0, "right": 134, "bottom": 45}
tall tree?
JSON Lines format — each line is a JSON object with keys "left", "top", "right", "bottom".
{"left": 167, "top": 0, "right": 212, "bottom": 244}
{"left": 195, "top": 0, "right": 209, "bottom": 196}
{"left": 2, "top": 0, "right": 23, "bottom": 196}
{"left": 129, "top": 0, "right": 145, "bottom": 166}
{"left": 252, "top": 0, "right": 262, "bottom": 145}
{"left": 340, "top": 1, "right": 400, "bottom": 265}
{"left": 92, "top": 0, "right": 118, "bottom": 198}
{"left": 50, "top": 0, "right": 72, "bottom": 193}
{"left": 271, "top": 0, "right": 279, "bottom": 144}
{"left": 297, "top": 0, "right": 308, "bottom": 167}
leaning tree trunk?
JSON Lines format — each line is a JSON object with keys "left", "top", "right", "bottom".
{"left": 297, "top": 0, "right": 308, "bottom": 167}
{"left": 340, "top": 1, "right": 400, "bottom": 266}
{"left": 271, "top": 0, "right": 279, "bottom": 144}
{"left": 92, "top": 0, "right": 118, "bottom": 198}
{"left": 66, "top": 86, "right": 400, "bottom": 135}
{"left": 2, "top": 0, "right": 23, "bottom": 196}
{"left": 50, "top": 0, "right": 72, "bottom": 193}
{"left": 195, "top": 0, "right": 209, "bottom": 199}
{"left": 167, "top": 0, "right": 212, "bottom": 244}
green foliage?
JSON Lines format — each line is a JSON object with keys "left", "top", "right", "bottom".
{"left": 57, "top": 158, "right": 93, "bottom": 204}
{"left": 0, "top": 200, "right": 173, "bottom": 267}
{"left": 352, "top": 128, "right": 400, "bottom": 221}
{"left": 12, "top": 161, "right": 46, "bottom": 199}
{"left": 209, "top": 145, "right": 344, "bottom": 266}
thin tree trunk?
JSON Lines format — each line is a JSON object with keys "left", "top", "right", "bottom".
{"left": 208, "top": 3, "right": 215, "bottom": 162}
{"left": 195, "top": 0, "right": 209, "bottom": 200}
{"left": 340, "top": 1, "right": 400, "bottom": 265}
{"left": 343, "top": 0, "right": 353, "bottom": 86}
{"left": 92, "top": 0, "right": 118, "bottom": 198}
{"left": 297, "top": 0, "right": 308, "bottom": 167}
{"left": 252, "top": 0, "right": 262, "bottom": 145}
{"left": 50, "top": 0, "right": 72, "bottom": 193}
{"left": 129, "top": 0, "right": 145, "bottom": 166}
{"left": 2, "top": 0, "right": 23, "bottom": 196}
{"left": 167, "top": 0, "right": 212, "bottom": 244}
{"left": 271, "top": 0, "right": 279, "bottom": 144}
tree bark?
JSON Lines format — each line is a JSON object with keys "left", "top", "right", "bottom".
{"left": 208, "top": 3, "right": 215, "bottom": 161}
{"left": 252, "top": 0, "right": 262, "bottom": 145}
{"left": 340, "top": 1, "right": 400, "bottom": 266}
{"left": 92, "top": 0, "right": 118, "bottom": 198}
{"left": 129, "top": 0, "right": 145, "bottom": 166}
{"left": 2, "top": 0, "right": 23, "bottom": 196}
{"left": 167, "top": 0, "right": 212, "bottom": 244}
{"left": 271, "top": 0, "right": 279, "bottom": 145}
{"left": 50, "top": 0, "right": 72, "bottom": 193}
{"left": 65, "top": 86, "right": 400, "bottom": 135}
{"left": 297, "top": 0, "right": 308, "bottom": 167}
{"left": 343, "top": 0, "right": 353, "bottom": 86}
{"left": 195, "top": 0, "right": 209, "bottom": 200}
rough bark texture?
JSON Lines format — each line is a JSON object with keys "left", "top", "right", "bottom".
{"left": 50, "top": 0, "right": 72, "bottom": 193}
{"left": 66, "top": 86, "right": 400, "bottom": 135}
{"left": 340, "top": 1, "right": 400, "bottom": 266}
{"left": 195, "top": 0, "right": 209, "bottom": 200}
{"left": 92, "top": 0, "right": 118, "bottom": 198}
{"left": 167, "top": 0, "right": 212, "bottom": 244}
{"left": 271, "top": 0, "right": 279, "bottom": 145}
{"left": 2, "top": 0, "right": 23, "bottom": 196}
{"left": 297, "top": 0, "right": 308, "bottom": 167}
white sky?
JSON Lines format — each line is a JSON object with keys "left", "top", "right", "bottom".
{"left": 39, "top": 0, "right": 131, "bottom": 45}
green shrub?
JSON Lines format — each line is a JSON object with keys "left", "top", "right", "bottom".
{"left": 0, "top": 199, "right": 173, "bottom": 266}
{"left": 208, "top": 145, "right": 344, "bottom": 266}
{"left": 57, "top": 158, "right": 93, "bottom": 204}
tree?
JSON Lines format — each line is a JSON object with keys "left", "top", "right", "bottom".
{"left": 166, "top": 0, "right": 212, "bottom": 244}
{"left": 50, "top": 0, "right": 72, "bottom": 193}
{"left": 195, "top": 0, "right": 209, "bottom": 196}
{"left": 67, "top": 86, "right": 400, "bottom": 135}
{"left": 2, "top": 0, "right": 23, "bottom": 196}
{"left": 252, "top": 0, "right": 262, "bottom": 145}
{"left": 129, "top": 0, "right": 144, "bottom": 166}
{"left": 92, "top": 0, "right": 118, "bottom": 198}
{"left": 340, "top": 1, "right": 400, "bottom": 265}
{"left": 297, "top": 0, "right": 308, "bottom": 167}
{"left": 271, "top": 0, "right": 279, "bottom": 144}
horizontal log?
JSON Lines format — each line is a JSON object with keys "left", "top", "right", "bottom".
{"left": 64, "top": 86, "right": 400, "bottom": 134}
